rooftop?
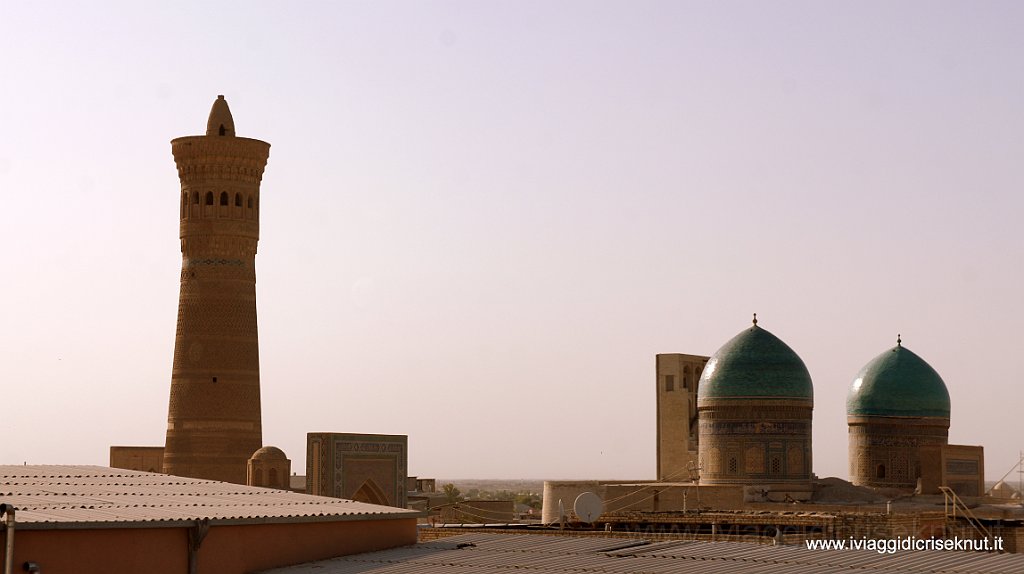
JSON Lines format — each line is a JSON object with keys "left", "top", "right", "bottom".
{"left": 0, "top": 465, "right": 418, "bottom": 530}
{"left": 262, "top": 532, "right": 1024, "bottom": 574}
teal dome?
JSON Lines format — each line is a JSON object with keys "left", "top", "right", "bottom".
{"left": 697, "top": 323, "right": 813, "bottom": 401}
{"left": 847, "top": 344, "right": 950, "bottom": 418}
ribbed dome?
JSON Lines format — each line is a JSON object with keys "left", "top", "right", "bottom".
{"left": 697, "top": 322, "right": 813, "bottom": 401}
{"left": 250, "top": 446, "right": 288, "bottom": 461}
{"left": 847, "top": 344, "right": 950, "bottom": 418}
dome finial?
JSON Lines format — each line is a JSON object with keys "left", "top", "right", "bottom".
{"left": 897, "top": 333, "right": 901, "bottom": 347}
{"left": 752, "top": 313, "right": 758, "bottom": 326}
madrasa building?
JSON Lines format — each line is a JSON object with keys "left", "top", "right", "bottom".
{"left": 846, "top": 337, "right": 983, "bottom": 495}
{"left": 543, "top": 316, "right": 1024, "bottom": 549}
{"left": 646, "top": 315, "right": 817, "bottom": 506}
{"left": 693, "top": 315, "right": 814, "bottom": 491}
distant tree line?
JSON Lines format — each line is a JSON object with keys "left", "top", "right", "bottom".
{"left": 443, "top": 484, "right": 542, "bottom": 510}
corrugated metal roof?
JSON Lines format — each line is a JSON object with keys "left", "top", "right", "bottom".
{"left": 0, "top": 465, "right": 418, "bottom": 529}
{"left": 261, "top": 533, "right": 1024, "bottom": 574}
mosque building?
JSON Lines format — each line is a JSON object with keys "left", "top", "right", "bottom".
{"left": 544, "top": 315, "right": 1002, "bottom": 543}
{"left": 847, "top": 336, "right": 951, "bottom": 489}
{"left": 696, "top": 315, "right": 813, "bottom": 491}
{"left": 847, "top": 337, "right": 984, "bottom": 496}
{"left": 647, "top": 315, "right": 816, "bottom": 503}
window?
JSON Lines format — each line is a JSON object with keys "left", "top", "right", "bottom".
{"left": 205, "top": 192, "right": 214, "bottom": 205}
{"left": 665, "top": 375, "right": 675, "bottom": 392}
{"left": 247, "top": 196, "right": 253, "bottom": 209}
{"left": 193, "top": 191, "right": 200, "bottom": 204}
{"left": 771, "top": 457, "right": 782, "bottom": 474}
{"left": 728, "top": 457, "right": 738, "bottom": 474}
{"left": 876, "top": 464, "right": 886, "bottom": 479}
{"left": 220, "top": 192, "right": 228, "bottom": 206}
{"left": 235, "top": 193, "right": 242, "bottom": 207}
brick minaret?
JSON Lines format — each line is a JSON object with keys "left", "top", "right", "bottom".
{"left": 164, "top": 95, "right": 270, "bottom": 483}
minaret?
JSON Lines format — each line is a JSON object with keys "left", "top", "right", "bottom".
{"left": 164, "top": 95, "right": 270, "bottom": 483}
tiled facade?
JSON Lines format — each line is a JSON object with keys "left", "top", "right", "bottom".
{"left": 847, "top": 415, "right": 949, "bottom": 489}
{"left": 306, "top": 433, "right": 408, "bottom": 508}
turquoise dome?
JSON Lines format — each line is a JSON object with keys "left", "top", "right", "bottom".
{"left": 847, "top": 344, "right": 950, "bottom": 418}
{"left": 697, "top": 323, "right": 813, "bottom": 401}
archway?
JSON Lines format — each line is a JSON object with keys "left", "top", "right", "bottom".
{"left": 351, "top": 479, "right": 389, "bottom": 506}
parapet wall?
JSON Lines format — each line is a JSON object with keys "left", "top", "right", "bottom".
{"left": 543, "top": 480, "right": 749, "bottom": 522}
{"left": 542, "top": 481, "right": 631, "bottom": 524}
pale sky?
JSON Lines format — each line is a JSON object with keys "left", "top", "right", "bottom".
{"left": 1, "top": 1, "right": 1021, "bottom": 482}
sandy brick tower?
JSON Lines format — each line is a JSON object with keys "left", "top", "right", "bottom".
{"left": 164, "top": 95, "right": 270, "bottom": 483}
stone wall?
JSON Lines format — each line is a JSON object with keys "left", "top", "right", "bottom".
{"left": 697, "top": 399, "right": 812, "bottom": 486}
{"left": 848, "top": 415, "right": 949, "bottom": 490}
{"left": 656, "top": 354, "right": 708, "bottom": 481}
{"left": 919, "top": 443, "right": 984, "bottom": 496}
{"left": 109, "top": 446, "right": 164, "bottom": 474}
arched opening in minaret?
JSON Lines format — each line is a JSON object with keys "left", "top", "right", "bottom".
{"left": 235, "top": 193, "right": 242, "bottom": 207}
{"left": 220, "top": 192, "right": 229, "bottom": 206}
{"left": 192, "top": 191, "right": 200, "bottom": 204}
{"left": 219, "top": 124, "right": 226, "bottom": 136}
{"left": 205, "top": 192, "right": 214, "bottom": 205}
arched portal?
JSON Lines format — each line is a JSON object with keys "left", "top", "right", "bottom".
{"left": 351, "top": 479, "right": 389, "bottom": 506}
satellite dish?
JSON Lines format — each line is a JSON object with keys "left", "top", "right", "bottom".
{"left": 573, "top": 492, "right": 603, "bottom": 524}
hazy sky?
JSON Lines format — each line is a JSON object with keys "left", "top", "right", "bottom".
{"left": 1, "top": 1, "right": 1021, "bottom": 482}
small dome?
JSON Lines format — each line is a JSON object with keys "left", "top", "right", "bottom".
{"left": 847, "top": 344, "right": 950, "bottom": 418}
{"left": 250, "top": 446, "right": 288, "bottom": 461}
{"left": 697, "top": 322, "right": 813, "bottom": 401}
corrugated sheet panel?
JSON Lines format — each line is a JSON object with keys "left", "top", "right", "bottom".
{"left": 262, "top": 533, "right": 1024, "bottom": 574}
{"left": 0, "top": 465, "right": 416, "bottom": 526}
